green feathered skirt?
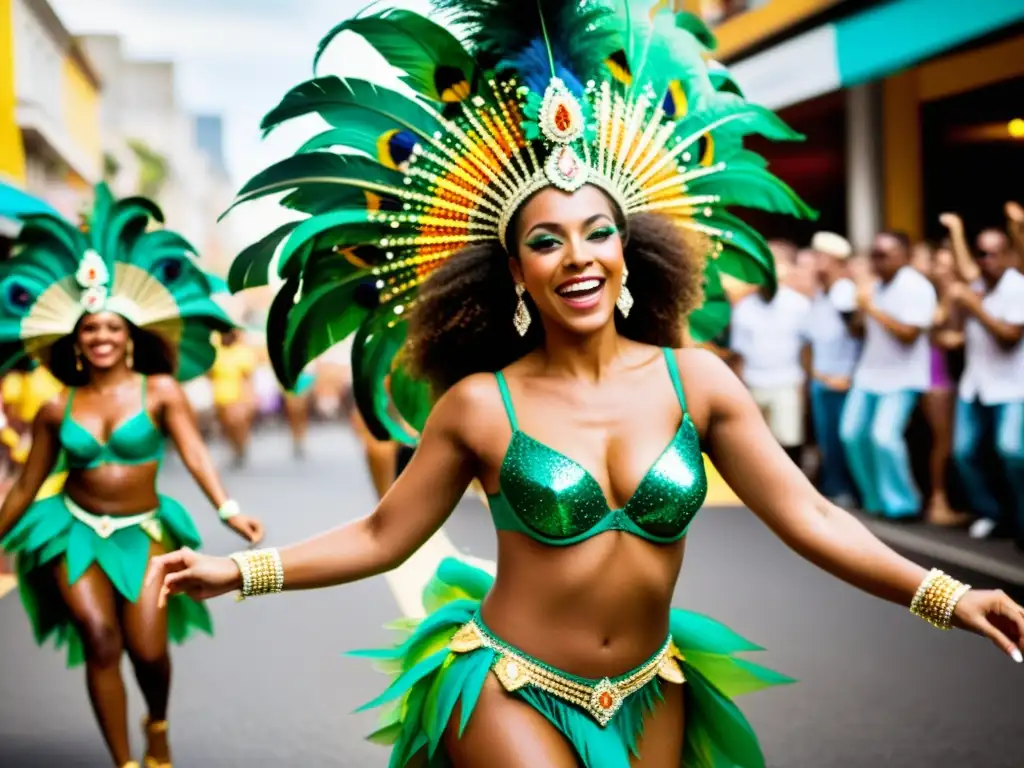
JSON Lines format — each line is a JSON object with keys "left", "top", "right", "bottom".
{"left": 351, "top": 558, "right": 793, "bottom": 767}
{"left": 1, "top": 492, "right": 213, "bottom": 667}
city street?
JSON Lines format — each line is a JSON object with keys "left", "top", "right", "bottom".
{"left": 1, "top": 423, "right": 1021, "bottom": 767}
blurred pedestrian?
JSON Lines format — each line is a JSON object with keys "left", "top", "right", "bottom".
{"left": 948, "top": 224, "right": 1024, "bottom": 544}
{"left": 731, "top": 263, "right": 812, "bottom": 465}
{"left": 914, "top": 242, "right": 971, "bottom": 526}
{"left": 841, "top": 232, "right": 937, "bottom": 519}
{"left": 209, "top": 330, "right": 257, "bottom": 467}
{"left": 803, "top": 232, "right": 859, "bottom": 507}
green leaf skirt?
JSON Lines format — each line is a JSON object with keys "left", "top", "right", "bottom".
{"left": 1, "top": 493, "right": 213, "bottom": 667}
{"left": 350, "top": 557, "right": 794, "bottom": 767}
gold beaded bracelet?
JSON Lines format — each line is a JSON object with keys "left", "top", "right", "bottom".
{"left": 228, "top": 548, "right": 284, "bottom": 600}
{"left": 910, "top": 568, "right": 971, "bottom": 630}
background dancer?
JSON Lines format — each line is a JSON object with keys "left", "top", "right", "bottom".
{"left": 0, "top": 186, "right": 264, "bottom": 768}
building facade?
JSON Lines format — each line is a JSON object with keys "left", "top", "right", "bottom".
{"left": 0, "top": 0, "right": 102, "bottom": 219}
{"left": 681, "top": 0, "right": 1024, "bottom": 247}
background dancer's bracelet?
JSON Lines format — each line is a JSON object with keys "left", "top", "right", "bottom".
{"left": 217, "top": 499, "right": 240, "bottom": 521}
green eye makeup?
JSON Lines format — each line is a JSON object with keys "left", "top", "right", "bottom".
{"left": 588, "top": 225, "right": 618, "bottom": 240}
{"left": 526, "top": 235, "right": 563, "bottom": 250}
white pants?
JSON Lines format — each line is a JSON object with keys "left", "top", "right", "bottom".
{"left": 750, "top": 384, "right": 805, "bottom": 447}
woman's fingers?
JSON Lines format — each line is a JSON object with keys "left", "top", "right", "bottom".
{"left": 146, "top": 547, "right": 193, "bottom": 586}
{"left": 158, "top": 567, "right": 195, "bottom": 608}
{"left": 248, "top": 519, "right": 265, "bottom": 544}
{"left": 974, "top": 607, "right": 1023, "bottom": 663}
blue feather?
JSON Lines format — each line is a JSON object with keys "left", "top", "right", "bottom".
{"left": 510, "top": 38, "right": 584, "bottom": 96}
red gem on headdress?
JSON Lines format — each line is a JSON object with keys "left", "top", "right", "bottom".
{"left": 554, "top": 103, "right": 572, "bottom": 132}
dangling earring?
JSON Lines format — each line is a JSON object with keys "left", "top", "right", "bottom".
{"left": 74, "top": 345, "right": 83, "bottom": 372}
{"left": 616, "top": 264, "right": 634, "bottom": 318}
{"left": 513, "top": 283, "right": 531, "bottom": 337}
{"left": 126, "top": 339, "right": 135, "bottom": 369}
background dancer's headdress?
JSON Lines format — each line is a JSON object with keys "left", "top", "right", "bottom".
{"left": 0, "top": 183, "right": 234, "bottom": 380}
{"left": 227, "top": 0, "right": 815, "bottom": 441}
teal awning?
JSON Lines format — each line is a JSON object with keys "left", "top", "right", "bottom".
{"left": 0, "top": 182, "right": 58, "bottom": 220}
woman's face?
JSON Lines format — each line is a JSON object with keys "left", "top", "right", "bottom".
{"left": 77, "top": 311, "right": 130, "bottom": 371}
{"left": 933, "top": 247, "right": 956, "bottom": 282}
{"left": 510, "top": 185, "right": 623, "bottom": 337}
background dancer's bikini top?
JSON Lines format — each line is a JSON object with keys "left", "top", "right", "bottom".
{"left": 487, "top": 349, "right": 708, "bottom": 546}
{"left": 61, "top": 375, "right": 164, "bottom": 469}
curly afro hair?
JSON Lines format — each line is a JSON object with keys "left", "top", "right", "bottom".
{"left": 403, "top": 211, "right": 707, "bottom": 395}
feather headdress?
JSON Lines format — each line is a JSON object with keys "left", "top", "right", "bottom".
{"left": 0, "top": 183, "right": 233, "bottom": 381}
{"left": 227, "top": 1, "right": 815, "bottom": 441}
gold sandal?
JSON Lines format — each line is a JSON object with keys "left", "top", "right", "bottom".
{"left": 122, "top": 762, "right": 141, "bottom": 768}
{"left": 142, "top": 717, "right": 172, "bottom": 768}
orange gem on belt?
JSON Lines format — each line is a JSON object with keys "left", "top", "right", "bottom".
{"left": 598, "top": 691, "right": 614, "bottom": 709}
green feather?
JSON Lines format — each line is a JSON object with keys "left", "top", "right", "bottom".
{"left": 266, "top": 276, "right": 302, "bottom": 388}
{"left": 317, "top": 9, "right": 476, "bottom": 103}
{"left": 688, "top": 162, "right": 817, "bottom": 220}
{"left": 688, "top": 263, "right": 729, "bottom": 343}
{"left": 433, "top": 0, "right": 616, "bottom": 82}
{"left": 275, "top": 209, "right": 388, "bottom": 280}
{"left": 260, "top": 76, "right": 443, "bottom": 148}
{"left": 223, "top": 152, "right": 404, "bottom": 216}
{"left": 228, "top": 221, "right": 299, "bottom": 293}
{"left": 281, "top": 270, "right": 371, "bottom": 384}
{"left": 675, "top": 11, "right": 717, "bottom": 50}
{"left": 693, "top": 211, "right": 778, "bottom": 289}
{"left": 390, "top": 360, "right": 432, "bottom": 437}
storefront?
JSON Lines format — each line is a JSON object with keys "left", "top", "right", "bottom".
{"left": 703, "top": 0, "right": 1024, "bottom": 245}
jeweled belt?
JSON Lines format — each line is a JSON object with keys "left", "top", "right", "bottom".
{"left": 448, "top": 619, "right": 686, "bottom": 727}
{"left": 64, "top": 496, "right": 159, "bottom": 540}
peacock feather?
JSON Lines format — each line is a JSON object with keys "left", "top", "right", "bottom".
{"left": 0, "top": 183, "right": 234, "bottom": 380}
{"left": 228, "top": 0, "right": 815, "bottom": 440}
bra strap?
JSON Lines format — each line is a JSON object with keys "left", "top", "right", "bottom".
{"left": 64, "top": 388, "right": 76, "bottom": 418}
{"left": 494, "top": 371, "right": 519, "bottom": 431}
{"left": 662, "top": 348, "right": 688, "bottom": 413}
{"left": 140, "top": 374, "right": 148, "bottom": 408}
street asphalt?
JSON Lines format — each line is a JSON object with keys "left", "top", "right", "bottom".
{"left": 0, "top": 422, "right": 1021, "bottom": 767}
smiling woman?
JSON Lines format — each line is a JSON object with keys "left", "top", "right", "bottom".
{"left": 150, "top": 1, "right": 1024, "bottom": 766}
{"left": 0, "top": 184, "right": 265, "bottom": 768}
{"left": 405, "top": 200, "right": 704, "bottom": 394}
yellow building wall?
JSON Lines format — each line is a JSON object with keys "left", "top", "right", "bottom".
{"left": 0, "top": 0, "right": 26, "bottom": 183}
{"left": 61, "top": 55, "right": 101, "bottom": 182}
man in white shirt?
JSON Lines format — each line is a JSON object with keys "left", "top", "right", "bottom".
{"left": 839, "top": 231, "right": 937, "bottom": 519}
{"left": 948, "top": 229, "right": 1024, "bottom": 545}
{"left": 803, "top": 232, "right": 860, "bottom": 507}
{"left": 731, "top": 281, "right": 812, "bottom": 464}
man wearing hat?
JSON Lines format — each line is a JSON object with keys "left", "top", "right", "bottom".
{"left": 802, "top": 232, "right": 860, "bottom": 507}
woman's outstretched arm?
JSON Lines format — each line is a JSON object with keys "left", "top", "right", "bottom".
{"left": 155, "top": 374, "right": 264, "bottom": 544}
{"left": 0, "top": 400, "right": 61, "bottom": 541}
{"left": 685, "top": 349, "right": 1024, "bottom": 661}
{"left": 148, "top": 379, "right": 478, "bottom": 602}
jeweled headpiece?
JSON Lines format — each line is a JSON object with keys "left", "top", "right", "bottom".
{"left": 0, "top": 183, "right": 234, "bottom": 380}
{"left": 226, "top": 0, "right": 815, "bottom": 440}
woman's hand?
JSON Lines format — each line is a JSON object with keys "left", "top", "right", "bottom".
{"left": 953, "top": 589, "right": 1024, "bottom": 663}
{"left": 147, "top": 548, "right": 242, "bottom": 607}
{"left": 226, "top": 514, "right": 264, "bottom": 544}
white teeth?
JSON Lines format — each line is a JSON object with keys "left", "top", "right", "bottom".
{"left": 558, "top": 279, "right": 602, "bottom": 295}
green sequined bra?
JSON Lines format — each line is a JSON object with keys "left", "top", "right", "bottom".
{"left": 487, "top": 349, "right": 708, "bottom": 545}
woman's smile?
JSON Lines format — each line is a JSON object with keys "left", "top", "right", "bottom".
{"left": 554, "top": 275, "right": 606, "bottom": 310}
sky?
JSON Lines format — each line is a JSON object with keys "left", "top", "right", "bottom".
{"left": 51, "top": 0, "right": 431, "bottom": 242}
